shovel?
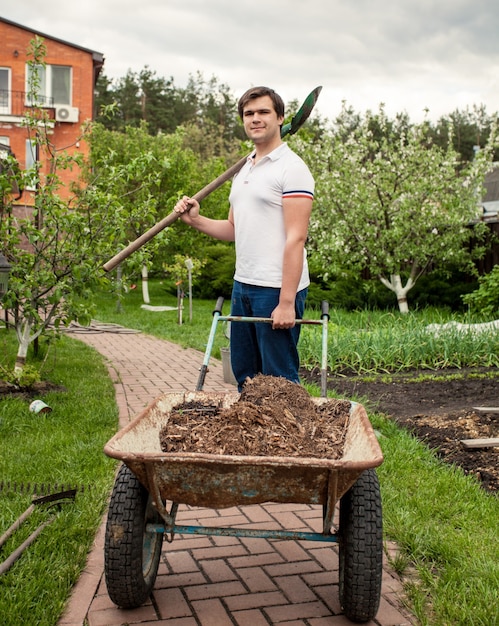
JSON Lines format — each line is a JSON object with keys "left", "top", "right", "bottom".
{"left": 103, "top": 86, "right": 322, "bottom": 272}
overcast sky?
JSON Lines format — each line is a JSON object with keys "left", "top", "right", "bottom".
{"left": 3, "top": 1, "right": 499, "bottom": 123}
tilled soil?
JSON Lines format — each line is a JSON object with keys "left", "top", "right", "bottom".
{"left": 302, "top": 367, "right": 499, "bottom": 493}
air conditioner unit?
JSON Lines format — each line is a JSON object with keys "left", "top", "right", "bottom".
{"left": 55, "top": 106, "right": 79, "bottom": 123}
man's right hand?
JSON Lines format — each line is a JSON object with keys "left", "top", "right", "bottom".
{"left": 174, "top": 196, "right": 200, "bottom": 224}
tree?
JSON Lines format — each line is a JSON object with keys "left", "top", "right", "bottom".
{"left": 300, "top": 104, "right": 497, "bottom": 313}
{"left": 86, "top": 119, "right": 234, "bottom": 292}
{"left": 430, "top": 105, "right": 499, "bottom": 163}
{"left": 0, "top": 41, "right": 136, "bottom": 372}
{"left": 94, "top": 69, "right": 243, "bottom": 148}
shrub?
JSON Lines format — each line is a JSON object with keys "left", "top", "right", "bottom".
{"left": 195, "top": 243, "right": 235, "bottom": 299}
{"left": 462, "top": 265, "right": 499, "bottom": 315}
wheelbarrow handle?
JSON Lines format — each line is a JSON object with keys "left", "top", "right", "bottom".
{"left": 197, "top": 299, "right": 330, "bottom": 397}
{"left": 213, "top": 296, "right": 225, "bottom": 316}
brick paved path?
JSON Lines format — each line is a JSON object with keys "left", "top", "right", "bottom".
{"left": 58, "top": 325, "right": 416, "bottom": 626}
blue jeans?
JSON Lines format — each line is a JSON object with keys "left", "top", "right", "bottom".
{"left": 230, "top": 281, "right": 307, "bottom": 390}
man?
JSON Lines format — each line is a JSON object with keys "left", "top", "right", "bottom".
{"left": 174, "top": 86, "right": 314, "bottom": 389}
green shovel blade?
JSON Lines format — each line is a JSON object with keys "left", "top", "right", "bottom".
{"left": 281, "top": 85, "right": 322, "bottom": 138}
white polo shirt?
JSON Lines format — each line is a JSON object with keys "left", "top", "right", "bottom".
{"left": 229, "top": 143, "right": 314, "bottom": 290}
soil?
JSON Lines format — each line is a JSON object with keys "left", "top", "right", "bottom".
{"left": 159, "top": 374, "right": 351, "bottom": 459}
{"left": 302, "top": 367, "right": 499, "bottom": 494}
{"left": 0, "top": 380, "right": 66, "bottom": 399}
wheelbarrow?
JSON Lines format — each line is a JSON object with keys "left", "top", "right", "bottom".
{"left": 103, "top": 300, "right": 384, "bottom": 623}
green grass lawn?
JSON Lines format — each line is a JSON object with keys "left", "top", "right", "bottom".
{"left": 0, "top": 332, "right": 118, "bottom": 626}
{"left": 1, "top": 281, "right": 498, "bottom": 625}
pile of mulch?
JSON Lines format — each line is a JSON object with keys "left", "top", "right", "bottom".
{"left": 159, "top": 374, "right": 351, "bottom": 459}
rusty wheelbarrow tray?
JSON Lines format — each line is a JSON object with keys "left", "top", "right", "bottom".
{"left": 103, "top": 390, "right": 384, "bottom": 622}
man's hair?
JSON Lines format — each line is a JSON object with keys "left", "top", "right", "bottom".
{"left": 237, "top": 86, "right": 285, "bottom": 119}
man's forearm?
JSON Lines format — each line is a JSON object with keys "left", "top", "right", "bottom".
{"left": 188, "top": 216, "right": 235, "bottom": 241}
{"left": 279, "top": 242, "right": 305, "bottom": 305}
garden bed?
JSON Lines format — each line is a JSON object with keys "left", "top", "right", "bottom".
{"left": 303, "top": 367, "right": 499, "bottom": 493}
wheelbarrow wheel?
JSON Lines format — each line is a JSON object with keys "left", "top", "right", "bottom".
{"left": 104, "top": 463, "right": 164, "bottom": 608}
{"left": 338, "top": 468, "right": 383, "bottom": 623}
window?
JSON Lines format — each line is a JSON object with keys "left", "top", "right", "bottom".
{"left": 26, "top": 64, "right": 72, "bottom": 106}
{"left": 0, "top": 68, "right": 11, "bottom": 114}
{"left": 25, "top": 139, "right": 38, "bottom": 191}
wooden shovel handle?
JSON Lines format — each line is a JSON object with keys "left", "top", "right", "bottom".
{"left": 103, "top": 155, "right": 247, "bottom": 272}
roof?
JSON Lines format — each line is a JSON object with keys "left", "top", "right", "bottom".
{"left": 0, "top": 16, "right": 104, "bottom": 66}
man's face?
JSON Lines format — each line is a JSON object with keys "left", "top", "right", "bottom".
{"left": 242, "top": 95, "right": 284, "bottom": 144}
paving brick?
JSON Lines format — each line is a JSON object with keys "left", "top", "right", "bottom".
{"left": 267, "top": 510, "right": 308, "bottom": 530}
{"left": 225, "top": 590, "right": 288, "bottom": 611}
{"left": 374, "top": 595, "right": 415, "bottom": 626}
{"left": 239, "top": 536, "right": 274, "bottom": 553}
{"left": 155, "top": 570, "right": 207, "bottom": 589}
{"left": 303, "top": 571, "right": 339, "bottom": 587}
{"left": 272, "top": 539, "right": 310, "bottom": 562}
{"left": 313, "top": 583, "right": 343, "bottom": 614}
{"left": 153, "top": 587, "right": 191, "bottom": 619}
{"left": 274, "top": 574, "right": 318, "bottom": 603}
{"left": 264, "top": 559, "right": 323, "bottom": 577}
{"left": 307, "top": 545, "right": 340, "bottom": 570}
{"left": 190, "top": 599, "right": 234, "bottom": 626}
{"left": 202, "top": 513, "right": 253, "bottom": 527}
{"left": 177, "top": 510, "right": 225, "bottom": 523}
{"left": 241, "top": 505, "right": 274, "bottom": 523}
{"left": 200, "top": 558, "right": 239, "bottom": 582}
{"left": 237, "top": 566, "right": 277, "bottom": 592}
{"left": 185, "top": 580, "right": 247, "bottom": 601}
{"left": 166, "top": 550, "right": 199, "bottom": 573}
{"left": 219, "top": 506, "right": 249, "bottom": 517}
{"left": 232, "top": 608, "right": 273, "bottom": 626}
{"left": 266, "top": 600, "right": 331, "bottom": 622}
{"left": 87, "top": 602, "right": 157, "bottom": 626}
{"left": 85, "top": 592, "right": 119, "bottom": 612}
{"left": 229, "top": 551, "right": 284, "bottom": 568}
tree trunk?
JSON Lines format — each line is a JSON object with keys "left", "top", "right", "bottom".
{"left": 141, "top": 265, "right": 150, "bottom": 304}
{"left": 379, "top": 274, "right": 414, "bottom": 313}
{"left": 14, "top": 319, "right": 33, "bottom": 373}
{"left": 116, "top": 264, "right": 123, "bottom": 313}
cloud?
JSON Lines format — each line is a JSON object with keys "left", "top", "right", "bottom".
{"left": 3, "top": 0, "right": 499, "bottom": 122}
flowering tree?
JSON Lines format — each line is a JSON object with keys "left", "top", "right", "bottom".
{"left": 1, "top": 39, "right": 234, "bottom": 375}
{"left": 300, "top": 105, "right": 497, "bottom": 312}
{"left": 0, "top": 40, "right": 146, "bottom": 373}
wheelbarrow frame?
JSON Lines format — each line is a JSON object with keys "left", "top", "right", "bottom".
{"left": 103, "top": 301, "right": 384, "bottom": 622}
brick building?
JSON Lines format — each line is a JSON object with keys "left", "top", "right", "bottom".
{"left": 0, "top": 16, "right": 104, "bottom": 205}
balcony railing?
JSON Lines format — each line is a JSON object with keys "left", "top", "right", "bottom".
{"left": 0, "top": 89, "right": 54, "bottom": 116}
